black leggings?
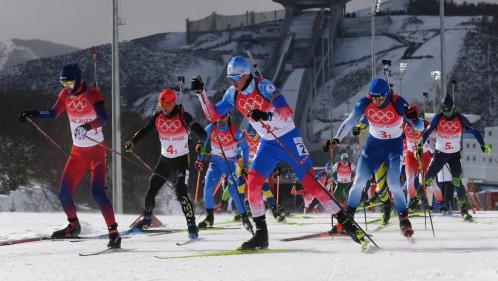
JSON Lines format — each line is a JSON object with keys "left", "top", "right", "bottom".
{"left": 144, "top": 154, "right": 195, "bottom": 223}
{"left": 425, "top": 150, "right": 462, "bottom": 182}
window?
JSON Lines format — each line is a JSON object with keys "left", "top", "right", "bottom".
{"left": 466, "top": 143, "right": 470, "bottom": 149}
{"left": 489, "top": 131, "right": 492, "bottom": 137}
{"left": 473, "top": 156, "right": 476, "bottom": 162}
{"left": 490, "top": 158, "right": 493, "bottom": 164}
{"left": 472, "top": 143, "right": 476, "bottom": 149}
{"left": 467, "top": 156, "right": 470, "bottom": 161}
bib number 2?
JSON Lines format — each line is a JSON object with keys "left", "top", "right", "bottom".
{"left": 293, "top": 137, "right": 309, "bottom": 156}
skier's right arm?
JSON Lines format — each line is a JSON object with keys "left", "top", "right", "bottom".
{"left": 128, "top": 112, "right": 159, "bottom": 145}
{"left": 192, "top": 75, "right": 234, "bottom": 122}
{"left": 334, "top": 98, "right": 369, "bottom": 141}
{"left": 422, "top": 114, "right": 440, "bottom": 144}
{"left": 19, "top": 90, "right": 67, "bottom": 122}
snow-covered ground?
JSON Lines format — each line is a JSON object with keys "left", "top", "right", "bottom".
{"left": 1, "top": 211, "right": 498, "bottom": 281}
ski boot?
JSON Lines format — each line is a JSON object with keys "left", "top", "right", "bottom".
{"left": 276, "top": 205, "right": 291, "bottom": 217}
{"left": 107, "top": 223, "right": 121, "bottom": 248}
{"left": 132, "top": 213, "right": 152, "bottom": 231}
{"left": 187, "top": 221, "right": 199, "bottom": 239}
{"left": 271, "top": 207, "right": 286, "bottom": 222}
{"left": 335, "top": 208, "right": 364, "bottom": 244}
{"left": 241, "top": 214, "right": 254, "bottom": 233}
{"left": 51, "top": 217, "right": 81, "bottom": 239}
{"left": 399, "top": 212, "right": 414, "bottom": 237}
{"left": 459, "top": 199, "right": 473, "bottom": 221}
{"left": 328, "top": 223, "right": 343, "bottom": 234}
{"left": 407, "top": 197, "right": 420, "bottom": 213}
{"left": 239, "top": 216, "right": 268, "bottom": 250}
{"left": 198, "top": 209, "right": 214, "bottom": 228}
{"left": 233, "top": 212, "right": 242, "bottom": 221}
{"left": 461, "top": 208, "right": 473, "bottom": 221}
{"left": 381, "top": 201, "right": 392, "bottom": 225}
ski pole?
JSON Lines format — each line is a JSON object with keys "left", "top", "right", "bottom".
{"left": 276, "top": 174, "right": 280, "bottom": 205}
{"left": 26, "top": 118, "right": 69, "bottom": 156}
{"left": 91, "top": 47, "right": 99, "bottom": 89}
{"left": 194, "top": 171, "right": 202, "bottom": 205}
{"left": 212, "top": 176, "right": 224, "bottom": 196}
{"left": 198, "top": 89, "right": 253, "bottom": 235}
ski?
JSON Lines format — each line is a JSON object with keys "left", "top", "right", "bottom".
{"left": 154, "top": 248, "right": 307, "bottom": 259}
{"left": 199, "top": 226, "right": 240, "bottom": 230}
{"left": 78, "top": 248, "right": 134, "bottom": 256}
{"left": 280, "top": 231, "right": 347, "bottom": 242}
{"left": 0, "top": 236, "right": 52, "bottom": 247}
{"left": 176, "top": 238, "right": 204, "bottom": 246}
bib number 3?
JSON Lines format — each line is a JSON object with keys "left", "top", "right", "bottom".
{"left": 293, "top": 137, "right": 309, "bottom": 156}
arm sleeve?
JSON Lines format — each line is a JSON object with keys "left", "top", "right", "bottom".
{"left": 394, "top": 96, "right": 424, "bottom": 132}
{"left": 460, "top": 114, "right": 485, "bottom": 145}
{"left": 86, "top": 100, "right": 108, "bottom": 129}
{"left": 130, "top": 112, "right": 158, "bottom": 144}
{"left": 236, "top": 129, "right": 249, "bottom": 169}
{"left": 38, "top": 90, "right": 67, "bottom": 119}
{"left": 335, "top": 98, "right": 369, "bottom": 141}
{"left": 422, "top": 114, "right": 440, "bottom": 144}
{"left": 258, "top": 79, "right": 292, "bottom": 119}
{"left": 184, "top": 111, "right": 207, "bottom": 141}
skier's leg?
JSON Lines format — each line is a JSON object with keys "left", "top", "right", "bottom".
{"left": 89, "top": 145, "right": 116, "bottom": 227}
{"left": 143, "top": 156, "right": 169, "bottom": 215}
{"left": 262, "top": 182, "right": 276, "bottom": 209}
{"left": 203, "top": 160, "right": 223, "bottom": 211}
{"left": 385, "top": 153, "right": 407, "bottom": 213}
{"left": 225, "top": 161, "right": 247, "bottom": 215}
{"left": 405, "top": 153, "right": 418, "bottom": 200}
{"left": 58, "top": 147, "right": 88, "bottom": 219}
{"left": 173, "top": 155, "right": 195, "bottom": 224}
{"left": 347, "top": 155, "right": 375, "bottom": 210}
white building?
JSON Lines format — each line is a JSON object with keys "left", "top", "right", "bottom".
{"left": 461, "top": 127, "right": 498, "bottom": 182}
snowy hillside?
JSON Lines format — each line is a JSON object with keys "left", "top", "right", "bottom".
{"left": 0, "top": 39, "right": 78, "bottom": 70}
{"left": 309, "top": 15, "right": 490, "bottom": 140}
{"left": 1, "top": 211, "right": 498, "bottom": 281}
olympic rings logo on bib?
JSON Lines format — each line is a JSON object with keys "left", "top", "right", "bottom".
{"left": 67, "top": 98, "right": 88, "bottom": 112}
{"left": 238, "top": 95, "right": 264, "bottom": 111}
{"left": 337, "top": 166, "right": 350, "bottom": 173}
{"left": 439, "top": 120, "right": 459, "bottom": 132}
{"left": 215, "top": 133, "right": 233, "bottom": 145}
{"left": 367, "top": 109, "right": 395, "bottom": 123}
{"left": 158, "top": 119, "right": 181, "bottom": 132}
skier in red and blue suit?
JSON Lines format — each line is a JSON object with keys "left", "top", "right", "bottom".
{"left": 195, "top": 114, "right": 253, "bottom": 233}
{"left": 324, "top": 78, "right": 424, "bottom": 237}
{"left": 18, "top": 64, "right": 120, "bottom": 248}
{"left": 191, "top": 56, "right": 365, "bottom": 250}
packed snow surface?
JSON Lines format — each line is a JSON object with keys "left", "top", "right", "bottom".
{"left": 1, "top": 211, "right": 498, "bottom": 281}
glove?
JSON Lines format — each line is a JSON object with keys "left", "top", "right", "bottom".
{"left": 74, "top": 125, "right": 90, "bottom": 139}
{"left": 195, "top": 159, "right": 204, "bottom": 171}
{"left": 481, "top": 144, "right": 492, "bottom": 154}
{"left": 414, "top": 144, "right": 423, "bottom": 160}
{"left": 274, "top": 165, "right": 281, "bottom": 177}
{"left": 247, "top": 109, "right": 271, "bottom": 122}
{"left": 191, "top": 75, "right": 204, "bottom": 93}
{"left": 18, "top": 110, "right": 39, "bottom": 122}
{"left": 406, "top": 107, "right": 418, "bottom": 121}
{"left": 241, "top": 168, "right": 248, "bottom": 180}
{"left": 195, "top": 142, "right": 205, "bottom": 155}
{"left": 323, "top": 138, "right": 340, "bottom": 152}
{"left": 123, "top": 140, "right": 134, "bottom": 153}
{"left": 352, "top": 125, "right": 361, "bottom": 136}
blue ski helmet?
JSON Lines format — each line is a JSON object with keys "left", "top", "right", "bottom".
{"left": 368, "top": 78, "right": 389, "bottom": 97}
{"left": 227, "top": 56, "right": 251, "bottom": 77}
{"left": 60, "top": 64, "right": 82, "bottom": 92}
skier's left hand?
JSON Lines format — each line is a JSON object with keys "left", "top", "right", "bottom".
{"left": 323, "top": 138, "right": 340, "bottom": 152}
{"left": 405, "top": 106, "right": 418, "bottom": 120}
{"left": 74, "top": 125, "right": 90, "bottom": 139}
{"left": 247, "top": 109, "right": 272, "bottom": 122}
{"left": 481, "top": 144, "right": 492, "bottom": 154}
{"left": 191, "top": 75, "right": 204, "bottom": 93}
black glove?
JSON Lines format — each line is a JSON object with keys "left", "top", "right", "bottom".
{"left": 352, "top": 126, "right": 361, "bottom": 136}
{"left": 405, "top": 107, "right": 418, "bottom": 121}
{"left": 191, "top": 75, "right": 204, "bottom": 93}
{"left": 274, "top": 165, "right": 281, "bottom": 177}
{"left": 18, "top": 110, "right": 39, "bottom": 122}
{"left": 123, "top": 140, "right": 134, "bottom": 153}
{"left": 247, "top": 109, "right": 271, "bottom": 122}
{"left": 323, "top": 138, "right": 340, "bottom": 152}
{"left": 241, "top": 168, "right": 248, "bottom": 180}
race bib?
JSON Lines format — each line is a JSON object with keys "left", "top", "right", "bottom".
{"left": 293, "top": 137, "right": 309, "bottom": 156}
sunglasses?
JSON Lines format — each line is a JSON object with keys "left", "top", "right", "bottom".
{"left": 60, "top": 80, "right": 75, "bottom": 87}
{"left": 227, "top": 73, "right": 248, "bottom": 82}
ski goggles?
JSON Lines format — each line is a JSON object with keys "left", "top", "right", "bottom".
{"left": 442, "top": 106, "right": 453, "bottom": 113}
{"left": 60, "top": 80, "right": 75, "bottom": 87}
{"left": 227, "top": 73, "right": 249, "bottom": 82}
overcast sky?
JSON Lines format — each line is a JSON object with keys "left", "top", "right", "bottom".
{"left": 0, "top": 0, "right": 494, "bottom": 48}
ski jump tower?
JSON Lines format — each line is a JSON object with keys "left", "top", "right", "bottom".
{"left": 271, "top": 0, "right": 351, "bottom": 164}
